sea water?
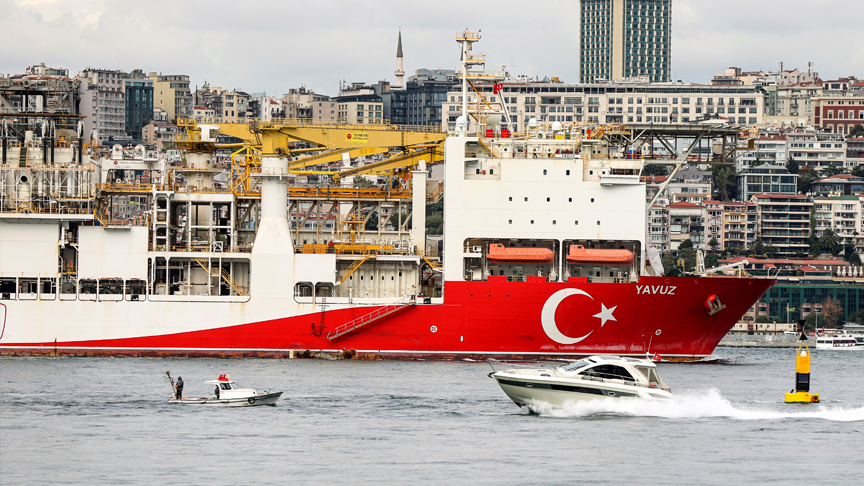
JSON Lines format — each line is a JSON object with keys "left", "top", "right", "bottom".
{"left": 1, "top": 348, "right": 862, "bottom": 485}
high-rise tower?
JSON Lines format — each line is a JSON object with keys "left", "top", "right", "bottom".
{"left": 579, "top": 0, "right": 671, "bottom": 83}
{"left": 394, "top": 30, "right": 405, "bottom": 89}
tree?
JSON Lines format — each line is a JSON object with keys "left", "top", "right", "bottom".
{"left": 678, "top": 239, "right": 694, "bottom": 250}
{"left": 679, "top": 247, "right": 697, "bottom": 272}
{"left": 822, "top": 161, "right": 845, "bottom": 177}
{"left": 661, "top": 252, "right": 677, "bottom": 275}
{"left": 797, "top": 165, "right": 818, "bottom": 194}
{"left": 764, "top": 245, "right": 779, "bottom": 258}
{"left": 852, "top": 165, "right": 864, "bottom": 178}
{"left": 844, "top": 243, "right": 855, "bottom": 259}
{"left": 751, "top": 237, "right": 765, "bottom": 256}
{"left": 851, "top": 253, "right": 862, "bottom": 265}
{"left": 822, "top": 297, "right": 843, "bottom": 328}
{"left": 708, "top": 238, "right": 719, "bottom": 252}
{"left": 808, "top": 209, "right": 821, "bottom": 256}
{"left": 711, "top": 165, "right": 737, "bottom": 201}
{"left": 819, "top": 228, "right": 842, "bottom": 256}
{"left": 425, "top": 199, "right": 443, "bottom": 235}
{"left": 786, "top": 157, "right": 799, "bottom": 175}
{"left": 803, "top": 312, "right": 821, "bottom": 332}
{"left": 642, "top": 164, "right": 668, "bottom": 176}
{"left": 705, "top": 254, "right": 719, "bottom": 269}
{"left": 848, "top": 308, "right": 864, "bottom": 324}
{"left": 849, "top": 124, "right": 864, "bottom": 138}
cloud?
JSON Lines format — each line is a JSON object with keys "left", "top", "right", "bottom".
{"left": 2, "top": 0, "right": 861, "bottom": 97}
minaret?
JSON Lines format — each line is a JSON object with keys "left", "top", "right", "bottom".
{"left": 394, "top": 29, "right": 405, "bottom": 89}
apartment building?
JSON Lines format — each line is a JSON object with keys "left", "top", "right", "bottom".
{"left": 579, "top": 0, "right": 671, "bottom": 83}
{"left": 335, "top": 83, "right": 384, "bottom": 124}
{"left": 668, "top": 201, "right": 706, "bottom": 250}
{"left": 192, "top": 106, "right": 216, "bottom": 124}
{"left": 813, "top": 195, "right": 863, "bottom": 246}
{"left": 142, "top": 123, "right": 179, "bottom": 151}
{"left": 78, "top": 68, "right": 126, "bottom": 144}
{"left": 774, "top": 82, "right": 822, "bottom": 125}
{"left": 786, "top": 132, "right": 846, "bottom": 170}
{"left": 736, "top": 134, "right": 787, "bottom": 171}
{"left": 722, "top": 201, "right": 757, "bottom": 251}
{"left": 704, "top": 200, "right": 724, "bottom": 251}
{"left": 647, "top": 204, "right": 670, "bottom": 252}
{"left": 123, "top": 76, "right": 153, "bottom": 142}
{"left": 813, "top": 94, "right": 864, "bottom": 135}
{"left": 736, "top": 163, "right": 798, "bottom": 202}
{"left": 811, "top": 174, "right": 864, "bottom": 196}
{"left": 847, "top": 137, "right": 864, "bottom": 168}
{"left": 441, "top": 80, "right": 764, "bottom": 132}
{"left": 751, "top": 194, "right": 814, "bottom": 255}
{"left": 149, "top": 73, "right": 192, "bottom": 122}
{"left": 391, "top": 69, "right": 458, "bottom": 127}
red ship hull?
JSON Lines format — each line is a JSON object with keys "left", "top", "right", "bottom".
{"left": 0, "top": 276, "right": 774, "bottom": 360}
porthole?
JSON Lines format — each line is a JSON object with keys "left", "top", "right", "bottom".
{"left": 566, "top": 170, "right": 571, "bottom": 175}
{"left": 546, "top": 197, "right": 550, "bottom": 202}
{"left": 569, "top": 197, "right": 572, "bottom": 202}
{"left": 591, "top": 198, "right": 595, "bottom": 202}
{"left": 543, "top": 169, "right": 547, "bottom": 175}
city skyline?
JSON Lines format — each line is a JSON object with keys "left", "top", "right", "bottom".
{"left": 3, "top": 0, "right": 862, "bottom": 97}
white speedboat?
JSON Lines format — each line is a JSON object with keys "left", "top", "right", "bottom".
{"left": 814, "top": 334, "right": 862, "bottom": 350}
{"left": 168, "top": 374, "right": 283, "bottom": 407}
{"left": 489, "top": 356, "right": 673, "bottom": 409}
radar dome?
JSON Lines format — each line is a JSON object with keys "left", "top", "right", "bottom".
{"left": 551, "top": 121, "right": 562, "bottom": 132}
{"left": 528, "top": 118, "right": 538, "bottom": 128}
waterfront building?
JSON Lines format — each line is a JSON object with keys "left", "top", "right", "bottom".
{"left": 391, "top": 69, "right": 459, "bottom": 127}
{"left": 78, "top": 68, "right": 126, "bottom": 144}
{"left": 123, "top": 75, "right": 153, "bottom": 143}
{"left": 736, "top": 163, "right": 798, "bottom": 202}
{"left": 668, "top": 201, "right": 706, "bottom": 251}
{"left": 813, "top": 94, "right": 864, "bottom": 135}
{"left": 812, "top": 195, "right": 863, "bottom": 247}
{"left": 721, "top": 201, "right": 757, "bottom": 251}
{"left": 335, "top": 83, "right": 383, "bottom": 124}
{"left": 441, "top": 80, "right": 764, "bottom": 132}
{"left": 751, "top": 194, "right": 813, "bottom": 256}
{"left": 786, "top": 132, "right": 846, "bottom": 170}
{"left": 811, "top": 174, "right": 864, "bottom": 196}
{"left": 148, "top": 73, "right": 192, "bottom": 122}
{"left": 579, "top": 0, "right": 671, "bottom": 83}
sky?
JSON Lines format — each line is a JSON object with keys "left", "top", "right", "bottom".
{"left": 3, "top": 0, "right": 863, "bottom": 97}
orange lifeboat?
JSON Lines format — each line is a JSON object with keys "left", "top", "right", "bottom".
{"left": 487, "top": 243, "right": 554, "bottom": 263}
{"left": 566, "top": 245, "right": 634, "bottom": 265}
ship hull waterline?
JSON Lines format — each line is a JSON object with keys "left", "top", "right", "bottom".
{"left": 0, "top": 277, "right": 774, "bottom": 361}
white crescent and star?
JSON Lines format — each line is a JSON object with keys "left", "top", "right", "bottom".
{"left": 541, "top": 289, "right": 618, "bottom": 344}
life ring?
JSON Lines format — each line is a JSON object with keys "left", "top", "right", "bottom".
{"left": 247, "top": 397, "right": 256, "bottom": 404}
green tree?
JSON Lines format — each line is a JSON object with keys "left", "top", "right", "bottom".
{"left": 798, "top": 166, "right": 818, "bottom": 194}
{"left": 678, "top": 239, "right": 694, "bottom": 250}
{"left": 425, "top": 199, "right": 443, "bottom": 235}
{"left": 680, "top": 247, "right": 697, "bottom": 272}
{"left": 848, "top": 309, "right": 864, "bottom": 324}
{"left": 822, "top": 161, "right": 845, "bottom": 177}
{"left": 642, "top": 164, "right": 668, "bottom": 176}
{"left": 786, "top": 157, "right": 799, "bottom": 175}
{"left": 708, "top": 238, "right": 719, "bottom": 252}
{"left": 851, "top": 253, "right": 862, "bottom": 265}
{"left": 819, "top": 228, "right": 842, "bottom": 256}
{"left": 764, "top": 245, "right": 779, "bottom": 258}
{"left": 849, "top": 124, "right": 864, "bottom": 138}
{"left": 661, "top": 252, "right": 677, "bottom": 275}
{"left": 705, "top": 254, "right": 719, "bottom": 269}
{"left": 711, "top": 165, "right": 737, "bottom": 201}
{"left": 751, "top": 237, "right": 765, "bottom": 256}
{"left": 808, "top": 209, "right": 821, "bottom": 256}
{"left": 852, "top": 165, "right": 864, "bottom": 178}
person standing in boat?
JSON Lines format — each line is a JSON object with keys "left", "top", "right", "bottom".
{"left": 214, "top": 385, "right": 220, "bottom": 399}
{"left": 175, "top": 376, "right": 184, "bottom": 399}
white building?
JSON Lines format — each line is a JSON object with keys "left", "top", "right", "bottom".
{"left": 78, "top": 68, "right": 126, "bottom": 144}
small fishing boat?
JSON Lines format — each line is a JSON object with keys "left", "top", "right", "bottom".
{"left": 486, "top": 243, "right": 555, "bottom": 263}
{"left": 167, "top": 373, "right": 283, "bottom": 407}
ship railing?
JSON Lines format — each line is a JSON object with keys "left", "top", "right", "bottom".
{"left": 325, "top": 296, "right": 415, "bottom": 340}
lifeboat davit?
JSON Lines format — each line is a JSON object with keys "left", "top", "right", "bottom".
{"left": 487, "top": 243, "right": 554, "bottom": 263}
{"left": 566, "top": 245, "right": 634, "bottom": 265}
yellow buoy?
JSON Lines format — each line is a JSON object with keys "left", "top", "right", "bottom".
{"left": 785, "top": 338, "right": 819, "bottom": 404}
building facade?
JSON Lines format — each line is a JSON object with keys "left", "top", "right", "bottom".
{"left": 579, "top": 0, "right": 671, "bottom": 83}
{"left": 751, "top": 194, "right": 813, "bottom": 255}
{"left": 78, "top": 68, "right": 126, "bottom": 144}
{"left": 441, "top": 80, "right": 764, "bottom": 132}
{"left": 149, "top": 73, "right": 192, "bottom": 122}
{"left": 123, "top": 77, "right": 153, "bottom": 142}
{"left": 786, "top": 132, "right": 846, "bottom": 170}
{"left": 391, "top": 69, "right": 458, "bottom": 127}
{"left": 813, "top": 95, "right": 864, "bottom": 135}
{"left": 736, "top": 163, "right": 798, "bottom": 202}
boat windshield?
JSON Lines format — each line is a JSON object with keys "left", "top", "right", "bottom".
{"left": 560, "top": 359, "right": 592, "bottom": 372}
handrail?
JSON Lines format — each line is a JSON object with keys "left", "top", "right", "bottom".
{"left": 326, "top": 297, "right": 413, "bottom": 340}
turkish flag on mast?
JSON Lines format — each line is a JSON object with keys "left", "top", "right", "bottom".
{"left": 493, "top": 83, "right": 503, "bottom": 94}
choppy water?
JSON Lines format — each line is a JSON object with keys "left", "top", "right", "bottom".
{"left": 2, "top": 348, "right": 863, "bottom": 485}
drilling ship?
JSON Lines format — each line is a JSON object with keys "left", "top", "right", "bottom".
{"left": 0, "top": 32, "right": 773, "bottom": 360}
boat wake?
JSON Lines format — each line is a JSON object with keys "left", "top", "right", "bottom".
{"left": 528, "top": 388, "right": 864, "bottom": 422}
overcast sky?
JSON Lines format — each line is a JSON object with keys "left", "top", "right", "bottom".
{"left": 3, "top": 0, "right": 862, "bottom": 97}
